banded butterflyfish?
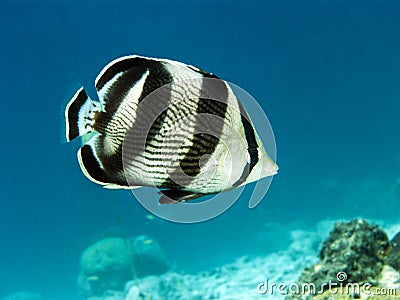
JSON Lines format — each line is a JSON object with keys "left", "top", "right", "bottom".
{"left": 65, "top": 55, "right": 278, "bottom": 203}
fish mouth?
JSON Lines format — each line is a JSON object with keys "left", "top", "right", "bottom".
{"left": 264, "top": 157, "right": 278, "bottom": 175}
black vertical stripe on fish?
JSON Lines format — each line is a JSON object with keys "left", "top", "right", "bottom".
{"left": 97, "top": 137, "right": 129, "bottom": 186}
{"left": 96, "top": 58, "right": 173, "bottom": 127}
{"left": 232, "top": 101, "right": 259, "bottom": 187}
{"left": 98, "top": 60, "right": 173, "bottom": 137}
{"left": 94, "top": 60, "right": 174, "bottom": 186}
{"left": 121, "top": 72, "right": 172, "bottom": 161}
{"left": 164, "top": 78, "right": 228, "bottom": 188}
{"left": 232, "top": 163, "right": 250, "bottom": 188}
{"left": 99, "top": 63, "right": 148, "bottom": 118}
{"left": 187, "top": 78, "right": 229, "bottom": 174}
{"left": 123, "top": 72, "right": 201, "bottom": 182}
{"left": 139, "top": 62, "right": 174, "bottom": 101}
{"left": 66, "top": 88, "right": 89, "bottom": 141}
{"left": 96, "top": 56, "right": 150, "bottom": 90}
{"left": 141, "top": 63, "right": 173, "bottom": 152}
{"left": 80, "top": 143, "right": 127, "bottom": 186}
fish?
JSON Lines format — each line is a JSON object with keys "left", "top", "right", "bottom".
{"left": 145, "top": 214, "right": 155, "bottom": 221}
{"left": 65, "top": 55, "right": 278, "bottom": 203}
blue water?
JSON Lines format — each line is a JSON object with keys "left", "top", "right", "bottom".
{"left": 1, "top": 0, "right": 400, "bottom": 299}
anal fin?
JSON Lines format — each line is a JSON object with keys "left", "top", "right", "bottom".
{"left": 104, "top": 183, "right": 141, "bottom": 190}
{"left": 158, "top": 190, "right": 205, "bottom": 204}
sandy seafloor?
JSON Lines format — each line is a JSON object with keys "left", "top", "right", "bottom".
{"left": 4, "top": 218, "right": 399, "bottom": 300}
{"left": 84, "top": 220, "right": 400, "bottom": 300}
{"left": 1, "top": 0, "right": 400, "bottom": 299}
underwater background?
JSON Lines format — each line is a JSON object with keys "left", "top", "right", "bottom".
{"left": 1, "top": 0, "right": 399, "bottom": 299}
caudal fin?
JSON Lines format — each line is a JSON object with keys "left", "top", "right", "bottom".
{"left": 65, "top": 87, "right": 101, "bottom": 142}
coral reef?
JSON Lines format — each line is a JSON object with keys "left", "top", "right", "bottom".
{"left": 78, "top": 235, "right": 169, "bottom": 298}
{"left": 299, "top": 219, "right": 388, "bottom": 287}
{"left": 387, "top": 231, "right": 400, "bottom": 271}
{"left": 312, "top": 286, "right": 399, "bottom": 299}
{"left": 82, "top": 219, "right": 399, "bottom": 300}
{"left": 121, "top": 254, "right": 313, "bottom": 300}
{"left": 310, "top": 265, "right": 400, "bottom": 299}
{"left": 88, "top": 225, "right": 323, "bottom": 300}
{"left": 131, "top": 235, "right": 169, "bottom": 278}
{"left": 78, "top": 237, "right": 134, "bottom": 298}
{"left": 286, "top": 219, "right": 397, "bottom": 300}
{"left": 310, "top": 264, "right": 400, "bottom": 299}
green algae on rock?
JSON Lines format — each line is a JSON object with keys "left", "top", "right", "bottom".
{"left": 287, "top": 219, "right": 390, "bottom": 299}
{"left": 387, "top": 231, "right": 400, "bottom": 271}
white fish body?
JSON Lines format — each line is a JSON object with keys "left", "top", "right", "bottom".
{"left": 65, "top": 55, "right": 277, "bottom": 203}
